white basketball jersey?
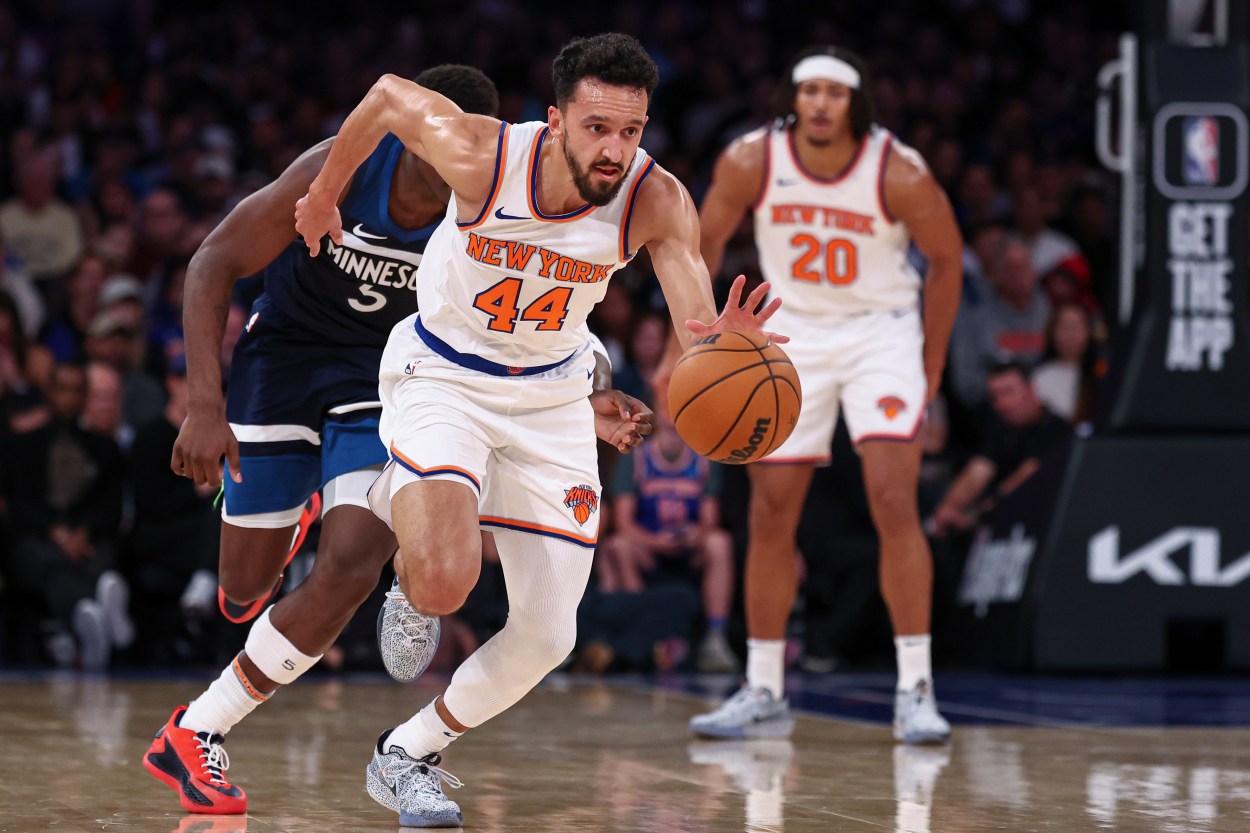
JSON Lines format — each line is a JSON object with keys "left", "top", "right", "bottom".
{"left": 417, "top": 121, "right": 654, "bottom": 368}
{"left": 753, "top": 124, "right": 919, "bottom": 317}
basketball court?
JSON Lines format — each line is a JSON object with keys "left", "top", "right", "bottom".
{"left": 3, "top": 671, "right": 1248, "bottom": 832}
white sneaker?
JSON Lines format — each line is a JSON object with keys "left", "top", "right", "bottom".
{"left": 893, "top": 680, "right": 951, "bottom": 744}
{"left": 696, "top": 631, "right": 741, "bottom": 674}
{"left": 180, "top": 569, "right": 218, "bottom": 618}
{"left": 377, "top": 578, "right": 441, "bottom": 682}
{"left": 72, "top": 598, "right": 109, "bottom": 670}
{"left": 95, "top": 570, "right": 134, "bottom": 648}
{"left": 689, "top": 686, "right": 794, "bottom": 739}
{"left": 365, "top": 730, "right": 463, "bottom": 828}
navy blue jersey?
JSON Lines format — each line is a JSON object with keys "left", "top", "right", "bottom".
{"left": 260, "top": 133, "right": 439, "bottom": 347}
{"left": 633, "top": 443, "right": 711, "bottom": 536}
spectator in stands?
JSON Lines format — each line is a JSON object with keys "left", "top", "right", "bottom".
{"left": 0, "top": 149, "right": 84, "bottom": 283}
{"left": 610, "top": 311, "right": 668, "bottom": 407}
{"left": 82, "top": 361, "right": 134, "bottom": 452}
{"left": 0, "top": 238, "right": 45, "bottom": 339}
{"left": 1032, "top": 303, "right": 1101, "bottom": 425}
{"left": 128, "top": 354, "right": 220, "bottom": 661}
{"left": 41, "top": 254, "right": 106, "bottom": 365}
{"left": 0, "top": 291, "right": 51, "bottom": 433}
{"left": 927, "top": 361, "right": 1071, "bottom": 535}
{"left": 599, "top": 410, "right": 738, "bottom": 673}
{"left": 3, "top": 362, "right": 130, "bottom": 668}
{"left": 949, "top": 237, "right": 1050, "bottom": 408}
{"left": 1013, "top": 184, "right": 1078, "bottom": 276}
{"left": 83, "top": 310, "right": 164, "bottom": 428}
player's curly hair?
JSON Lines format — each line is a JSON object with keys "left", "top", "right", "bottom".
{"left": 772, "top": 46, "right": 874, "bottom": 140}
{"left": 414, "top": 64, "right": 499, "bottom": 117}
{"left": 552, "top": 33, "right": 659, "bottom": 107}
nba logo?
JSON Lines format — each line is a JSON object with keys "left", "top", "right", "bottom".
{"left": 1182, "top": 117, "right": 1220, "bottom": 186}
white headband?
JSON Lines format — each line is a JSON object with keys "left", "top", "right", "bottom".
{"left": 791, "top": 55, "right": 861, "bottom": 90}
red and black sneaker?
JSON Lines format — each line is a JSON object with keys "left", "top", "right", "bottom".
{"left": 143, "top": 705, "right": 246, "bottom": 814}
{"left": 218, "top": 492, "right": 321, "bottom": 624}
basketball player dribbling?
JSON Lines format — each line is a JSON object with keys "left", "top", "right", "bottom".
{"left": 689, "top": 46, "right": 963, "bottom": 744}
{"left": 294, "top": 34, "right": 787, "bottom": 826}
{"left": 142, "top": 65, "right": 650, "bottom": 817}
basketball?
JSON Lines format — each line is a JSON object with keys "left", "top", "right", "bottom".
{"left": 667, "top": 331, "right": 801, "bottom": 464}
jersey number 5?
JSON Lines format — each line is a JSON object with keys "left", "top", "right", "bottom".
{"left": 473, "top": 277, "right": 572, "bottom": 333}
{"left": 790, "top": 234, "right": 858, "bottom": 285}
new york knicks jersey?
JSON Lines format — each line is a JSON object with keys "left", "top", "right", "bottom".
{"left": 633, "top": 442, "right": 709, "bottom": 535}
{"left": 416, "top": 121, "right": 655, "bottom": 368}
{"left": 753, "top": 125, "right": 919, "bottom": 317}
{"left": 261, "top": 133, "right": 434, "bottom": 346}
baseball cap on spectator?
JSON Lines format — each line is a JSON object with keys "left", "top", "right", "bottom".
{"left": 100, "top": 273, "right": 144, "bottom": 306}
{"left": 88, "top": 309, "right": 138, "bottom": 338}
{"left": 194, "top": 154, "right": 235, "bottom": 181}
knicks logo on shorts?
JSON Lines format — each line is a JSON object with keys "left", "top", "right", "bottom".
{"left": 563, "top": 484, "right": 599, "bottom": 525}
{"left": 877, "top": 396, "right": 906, "bottom": 420}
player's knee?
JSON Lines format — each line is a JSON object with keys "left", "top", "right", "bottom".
{"left": 308, "top": 548, "right": 379, "bottom": 606}
{"left": 748, "top": 491, "right": 802, "bottom": 534}
{"left": 217, "top": 562, "right": 279, "bottom": 605}
{"left": 396, "top": 554, "right": 478, "bottom": 617}
{"left": 527, "top": 621, "right": 578, "bottom": 671}
{"left": 867, "top": 482, "right": 920, "bottom": 527}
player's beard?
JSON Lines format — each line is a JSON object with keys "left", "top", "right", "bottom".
{"left": 565, "top": 143, "right": 632, "bottom": 207}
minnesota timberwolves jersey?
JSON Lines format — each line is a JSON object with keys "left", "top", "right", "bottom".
{"left": 415, "top": 121, "right": 655, "bottom": 368}
{"left": 634, "top": 443, "right": 710, "bottom": 535}
{"left": 260, "top": 133, "right": 432, "bottom": 346}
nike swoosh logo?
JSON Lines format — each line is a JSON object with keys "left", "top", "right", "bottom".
{"left": 494, "top": 207, "right": 527, "bottom": 221}
{"left": 586, "top": 369, "right": 593, "bottom": 380}
{"left": 353, "top": 223, "right": 388, "bottom": 240}
{"left": 775, "top": 178, "right": 801, "bottom": 187}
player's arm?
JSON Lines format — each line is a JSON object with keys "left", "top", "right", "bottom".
{"left": 883, "top": 143, "right": 964, "bottom": 403}
{"left": 295, "top": 75, "right": 499, "bottom": 255}
{"left": 699, "top": 131, "right": 766, "bottom": 279}
{"left": 174, "top": 140, "right": 335, "bottom": 487}
{"left": 635, "top": 168, "right": 786, "bottom": 351}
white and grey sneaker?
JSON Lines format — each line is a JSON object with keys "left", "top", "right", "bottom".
{"left": 365, "top": 730, "right": 463, "bottom": 828}
{"left": 689, "top": 686, "right": 794, "bottom": 739}
{"left": 893, "top": 680, "right": 951, "bottom": 744}
{"left": 95, "top": 570, "right": 134, "bottom": 648}
{"left": 378, "top": 578, "right": 441, "bottom": 682}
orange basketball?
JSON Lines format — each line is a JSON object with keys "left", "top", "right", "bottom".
{"left": 667, "top": 331, "right": 801, "bottom": 464}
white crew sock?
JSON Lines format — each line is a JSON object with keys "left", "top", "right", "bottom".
{"left": 746, "top": 638, "right": 786, "bottom": 698}
{"left": 895, "top": 634, "right": 933, "bottom": 692}
{"left": 386, "top": 699, "right": 463, "bottom": 760}
{"left": 181, "top": 657, "right": 268, "bottom": 736}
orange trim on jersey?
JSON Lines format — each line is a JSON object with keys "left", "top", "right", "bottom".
{"left": 528, "top": 127, "right": 594, "bottom": 222}
{"left": 232, "top": 656, "right": 270, "bottom": 702}
{"left": 876, "top": 132, "right": 897, "bottom": 225}
{"left": 618, "top": 157, "right": 656, "bottom": 261}
{"left": 479, "top": 515, "right": 598, "bottom": 548}
{"left": 389, "top": 444, "right": 482, "bottom": 492}
{"left": 457, "top": 123, "right": 510, "bottom": 230}
{"left": 787, "top": 129, "right": 865, "bottom": 186}
{"left": 854, "top": 410, "right": 925, "bottom": 446}
{"left": 750, "top": 129, "right": 774, "bottom": 212}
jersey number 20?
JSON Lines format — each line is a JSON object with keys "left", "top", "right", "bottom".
{"left": 472, "top": 277, "right": 572, "bottom": 333}
{"left": 790, "top": 234, "right": 858, "bottom": 285}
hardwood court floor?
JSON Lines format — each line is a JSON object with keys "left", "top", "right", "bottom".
{"left": 1, "top": 674, "right": 1249, "bottom": 832}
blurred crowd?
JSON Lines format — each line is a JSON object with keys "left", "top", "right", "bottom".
{"left": 0, "top": 0, "right": 1127, "bottom": 672}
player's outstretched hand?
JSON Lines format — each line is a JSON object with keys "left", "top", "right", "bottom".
{"left": 172, "top": 411, "right": 242, "bottom": 488}
{"left": 684, "top": 275, "right": 788, "bottom": 344}
{"left": 294, "top": 193, "right": 343, "bottom": 258}
{"left": 590, "top": 389, "right": 654, "bottom": 454}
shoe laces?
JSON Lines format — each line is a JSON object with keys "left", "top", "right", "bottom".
{"left": 385, "top": 752, "right": 464, "bottom": 791}
{"left": 383, "top": 591, "right": 434, "bottom": 646}
{"left": 194, "top": 733, "right": 230, "bottom": 786}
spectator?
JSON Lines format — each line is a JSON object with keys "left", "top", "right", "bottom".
{"left": 1013, "top": 184, "right": 1078, "bottom": 276}
{"left": 949, "top": 237, "right": 1050, "bottom": 408}
{"left": 0, "top": 149, "right": 85, "bottom": 283}
{"left": 82, "top": 361, "right": 134, "bottom": 452}
{"left": 41, "top": 254, "right": 107, "bottom": 365}
{"left": 0, "top": 238, "right": 45, "bottom": 339}
{"left": 600, "top": 410, "right": 738, "bottom": 673}
{"left": 0, "top": 291, "right": 52, "bottom": 433}
{"left": 2, "top": 363, "right": 130, "bottom": 668}
{"left": 83, "top": 310, "right": 165, "bottom": 427}
{"left": 927, "top": 361, "right": 1071, "bottom": 535}
{"left": 127, "top": 356, "right": 220, "bottom": 662}
{"left": 611, "top": 311, "right": 668, "bottom": 407}
{"left": 1032, "top": 302, "right": 1101, "bottom": 424}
